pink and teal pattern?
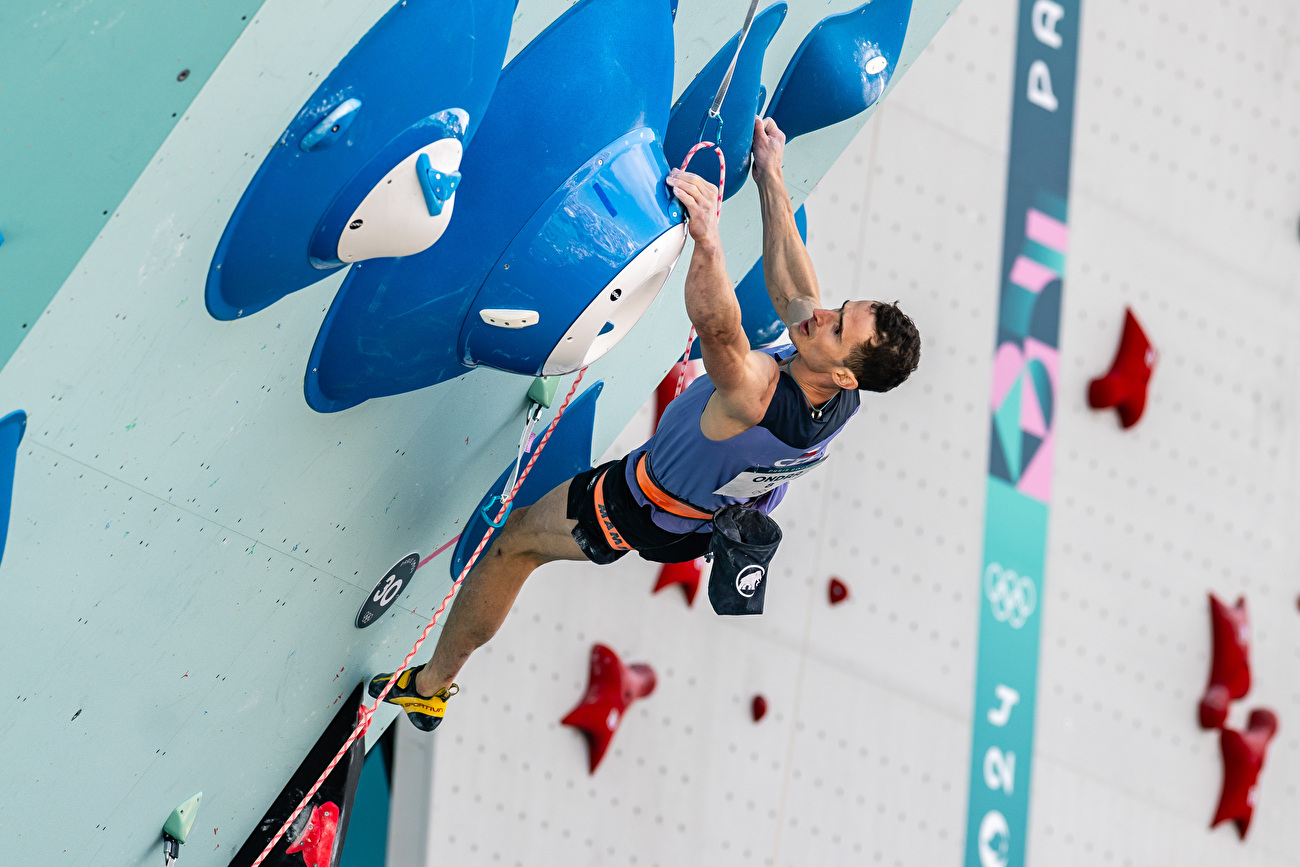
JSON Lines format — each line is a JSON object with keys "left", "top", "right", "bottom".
{"left": 963, "top": 1, "right": 1081, "bottom": 864}
{"left": 988, "top": 193, "right": 1068, "bottom": 504}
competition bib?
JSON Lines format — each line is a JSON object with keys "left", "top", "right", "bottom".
{"left": 713, "top": 452, "right": 828, "bottom": 499}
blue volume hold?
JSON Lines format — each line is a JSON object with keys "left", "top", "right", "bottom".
{"left": 415, "top": 153, "right": 461, "bottom": 217}
{"left": 450, "top": 381, "right": 604, "bottom": 579}
{"left": 0, "top": 410, "right": 26, "bottom": 570}
{"left": 690, "top": 204, "right": 805, "bottom": 360}
{"left": 299, "top": 98, "right": 363, "bottom": 152}
{"left": 664, "top": 2, "right": 786, "bottom": 200}
{"left": 204, "top": 0, "right": 514, "bottom": 321}
{"left": 765, "top": 0, "right": 913, "bottom": 141}
{"left": 305, "top": 0, "right": 679, "bottom": 413}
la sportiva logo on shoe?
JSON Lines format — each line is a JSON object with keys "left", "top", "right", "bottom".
{"left": 736, "top": 565, "right": 765, "bottom": 597}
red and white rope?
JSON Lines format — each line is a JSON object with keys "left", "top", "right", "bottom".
{"left": 672, "top": 329, "right": 697, "bottom": 399}
{"left": 258, "top": 123, "right": 732, "bottom": 866}
{"left": 671, "top": 139, "right": 728, "bottom": 393}
{"left": 251, "top": 368, "right": 589, "bottom": 866}
{"left": 678, "top": 140, "right": 725, "bottom": 216}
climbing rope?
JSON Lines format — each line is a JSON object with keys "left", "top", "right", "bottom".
{"left": 672, "top": 328, "right": 698, "bottom": 400}
{"left": 256, "top": 7, "right": 763, "bottom": 851}
{"left": 678, "top": 141, "right": 725, "bottom": 217}
{"left": 670, "top": 0, "right": 756, "bottom": 396}
{"left": 671, "top": 136, "right": 725, "bottom": 398}
{"left": 250, "top": 368, "right": 589, "bottom": 867}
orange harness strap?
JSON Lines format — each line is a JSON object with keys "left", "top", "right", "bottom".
{"left": 634, "top": 453, "right": 715, "bottom": 521}
{"left": 592, "top": 470, "right": 633, "bottom": 552}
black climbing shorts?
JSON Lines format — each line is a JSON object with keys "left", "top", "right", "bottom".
{"left": 566, "top": 456, "right": 713, "bottom": 566}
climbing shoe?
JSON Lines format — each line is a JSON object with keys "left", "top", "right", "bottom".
{"left": 368, "top": 664, "right": 458, "bottom": 732}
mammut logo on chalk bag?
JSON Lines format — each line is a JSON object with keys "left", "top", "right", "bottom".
{"left": 983, "top": 563, "right": 1037, "bottom": 629}
{"left": 735, "top": 565, "right": 765, "bottom": 597}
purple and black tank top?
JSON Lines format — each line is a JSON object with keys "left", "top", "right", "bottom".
{"left": 624, "top": 345, "right": 860, "bottom": 534}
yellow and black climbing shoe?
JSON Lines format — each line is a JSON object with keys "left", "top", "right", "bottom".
{"left": 368, "top": 665, "right": 458, "bottom": 732}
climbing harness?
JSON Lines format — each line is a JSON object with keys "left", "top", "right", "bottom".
{"left": 250, "top": 368, "right": 589, "bottom": 867}
{"left": 634, "top": 453, "right": 714, "bottom": 521}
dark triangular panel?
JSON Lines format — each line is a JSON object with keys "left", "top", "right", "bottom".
{"left": 1019, "top": 431, "right": 1043, "bottom": 475}
{"left": 988, "top": 418, "right": 1014, "bottom": 484}
{"left": 1028, "top": 279, "right": 1062, "bottom": 347}
{"left": 229, "top": 683, "right": 367, "bottom": 867}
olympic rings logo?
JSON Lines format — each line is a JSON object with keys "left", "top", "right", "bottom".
{"left": 983, "top": 563, "right": 1037, "bottom": 629}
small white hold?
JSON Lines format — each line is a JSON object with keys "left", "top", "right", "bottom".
{"left": 864, "top": 55, "right": 888, "bottom": 75}
{"left": 479, "top": 309, "right": 540, "bottom": 329}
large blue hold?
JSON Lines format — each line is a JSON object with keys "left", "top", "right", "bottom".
{"left": 765, "top": 0, "right": 913, "bottom": 141}
{"left": 0, "top": 410, "right": 26, "bottom": 569}
{"left": 663, "top": 2, "right": 786, "bottom": 200}
{"left": 449, "top": 381, "right": 603, "bottom": 580}
{"left": 690, "top": 204, "right": 805, "bottom": 360}
{"left": 305, "top": 0, "right": 679, "bottom": 413}
{"left": 205, "top": 0, "right": 514, "bottom": 321}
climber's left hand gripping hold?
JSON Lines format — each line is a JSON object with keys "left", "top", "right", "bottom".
{"left": 667, "top": 168, "right": 721, "bottom": 250}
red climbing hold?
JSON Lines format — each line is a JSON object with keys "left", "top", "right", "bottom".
{"left": 751, "top": 694, "right": 768, "bottom": 722}
{"left": 653, "top": 557, "right": 704, "bottom": 605}
{"left": 561, "top": 644, "right": 657, "bottom": 773}
{"left": 1211, "top": 708, "right": 1278, "bottom": 839}
{"left": 1088, "top": 308, "right": 1157, "bottom": 428}
{"left": 1199, "top": 594, "right": 1251, "bottom": 730}
{"left": 284, "top": 801, "right": 339, "bottom": 867}
{"left": 828, "top": 577, "right": 849, "bottom": 605}
{"left": 654, "top": 361, "right": 696, "bottom": 430}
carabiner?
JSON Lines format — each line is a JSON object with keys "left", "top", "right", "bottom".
{"left": 698, "top": 111, "right": 724, "bottom": 149}
{"left": 481, "top": 494, "right": 514, "bottom": 529}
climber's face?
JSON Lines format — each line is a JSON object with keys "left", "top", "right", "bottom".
{"left": 791, "top": 300, "right": 879, "bottom": 389}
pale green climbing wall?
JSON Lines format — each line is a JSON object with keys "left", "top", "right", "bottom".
{"left": 0, "top": 1, "right": 962, "bottom": 863}
{"left": 0, "top": 0, "right": 264, "bottom": 365}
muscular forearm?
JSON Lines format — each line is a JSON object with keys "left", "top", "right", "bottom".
{"left": 756, "top": 170, "right": 819, "bottom": 326}
{"left": 683, "top": 239, "right": 742, "bottom": 340}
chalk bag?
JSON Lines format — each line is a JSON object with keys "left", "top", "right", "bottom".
{"left": 707, "top": 504, "right": 782, "bottom": 616}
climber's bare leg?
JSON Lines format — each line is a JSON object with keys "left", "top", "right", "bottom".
{"left": 413, "top": 480, "right": 586, "bottom": 696}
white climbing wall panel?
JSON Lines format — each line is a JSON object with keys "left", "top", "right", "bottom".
{"left": 416, "top": 0, "right": 1300, "bottom": 866}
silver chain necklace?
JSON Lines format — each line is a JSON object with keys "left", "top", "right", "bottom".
{"left": 784, "top": 355, "right": 838, "bottom": 420}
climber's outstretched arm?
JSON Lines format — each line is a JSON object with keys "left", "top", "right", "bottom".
{"left": 751, "top": 116, "right": 820, "bottom": 329}
{"left": 667, "top": 168, "right": 779, "bottom": 435}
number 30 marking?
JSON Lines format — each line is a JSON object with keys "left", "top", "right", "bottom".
{"left": 374, "top": 575, "right": 403, "bottom": 606}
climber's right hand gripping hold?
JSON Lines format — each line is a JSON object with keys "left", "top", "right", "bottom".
{"left": 666, "top": 168, "right": 721, "bottom": 251}
{"left": 666, "top": 167, "right": 776, "bottom": 435}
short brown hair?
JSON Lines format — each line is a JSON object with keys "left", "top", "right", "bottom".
{"left": 844, "top": 301, "right": 920, "bottom": 392}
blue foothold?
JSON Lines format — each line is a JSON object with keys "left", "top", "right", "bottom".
{"left": 416, "top": 154, "right": 462, "bottom": 216}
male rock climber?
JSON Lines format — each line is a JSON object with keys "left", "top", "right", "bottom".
{"left": 370, "top": 117, "right": 922, "bottom": 731}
